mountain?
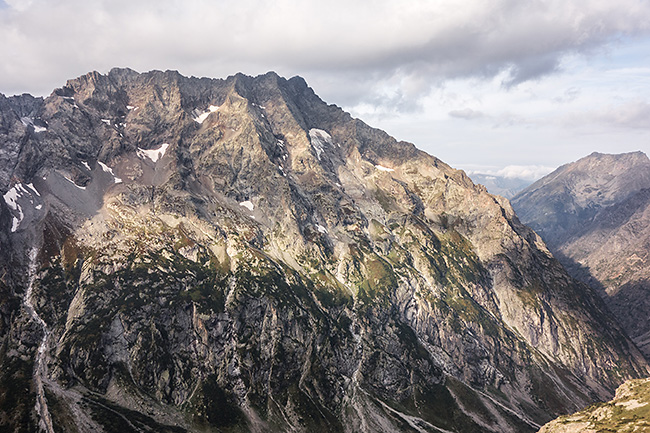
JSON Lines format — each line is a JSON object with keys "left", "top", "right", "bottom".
{"left": 0, "top": 69, "right": 647, "bottom": 433}
{"left": 467, "top": 174, "right": 532, "bottom": 199}
{"left": 511, "top": 151, "right": 650, "bottom": 249}
{"left": 539, "top": 377, "right": 650, "bottom": 432}
{"left": 511, "top": 151, "right": 650, "bottom": 355}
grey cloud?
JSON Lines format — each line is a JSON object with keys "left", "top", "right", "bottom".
{"left": 1, "top": 0, "right": 650, "bottom": 112}
{"left": 501, "top": 55, "right": 561, "bottom": 88}
{"left": 491, "top": 113, "right": 537, "bottom": 129}
{"left": 448, "top": 108, "right": 486, "bottom": 120}
{"left": 597, "top": 101, "right": 650, "bottom": 129}
{"left": 561, "top": 100, "right": 650, "bottom": 130}
{"left": 553, "top": 87, "right": 581, "bottom": 104}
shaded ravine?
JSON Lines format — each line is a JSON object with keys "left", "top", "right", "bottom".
{"left": 24, "top": 247, "right": 55, "bottom": 433}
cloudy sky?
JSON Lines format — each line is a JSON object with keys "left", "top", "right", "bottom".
{"left": 1, "top": 0, "right": 650, "bottom": 179}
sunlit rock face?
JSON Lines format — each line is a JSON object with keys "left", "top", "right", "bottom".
{"left": 0, "top": 69, "right": 647, "bottom": 433}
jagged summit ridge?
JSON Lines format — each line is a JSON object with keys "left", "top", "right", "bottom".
{"left": 0, "top": 70, "right": 647, "bottom": 432}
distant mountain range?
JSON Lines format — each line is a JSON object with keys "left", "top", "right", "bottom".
{"left": 467, "top": 174, "right": 533, "bottom": 199}
{"left": 512, "top": 151, "right": 650, "bottom": 356}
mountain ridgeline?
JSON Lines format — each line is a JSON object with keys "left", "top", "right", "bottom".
{"left": 0, "top": 69, "right": 647, "bottom": 433}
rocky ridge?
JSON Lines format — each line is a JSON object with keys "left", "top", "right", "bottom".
{"left": 512, "top": 152, "right": 650, "bottom": 355}
{"left": 539, "top": 377, "right": 650, "bottom": 432}
{"left": 0, "top": 69, "right": 647, "bottom": 432}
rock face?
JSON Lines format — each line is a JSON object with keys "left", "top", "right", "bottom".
{"left": 539, "top": 377, "right": 650, "bottom": 433}
{"left": 512, "top": 152, "right": 650, "bottom": 356}
{"left": 0, "top": 70, "right": 647, "bottom": 433}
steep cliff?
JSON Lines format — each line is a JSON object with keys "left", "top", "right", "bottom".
{"left": 0, "top": 70, "right": 647, "bottom": 433}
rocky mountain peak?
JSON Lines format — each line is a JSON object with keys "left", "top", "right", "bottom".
{"left": 513, "top": 151, "right": 650, "bottom": 357}
{"left": 0, "top": 70, "right": 648, "bottom": 432}
{"left": 512, "top": 151, "right": 650, "bottom": 248}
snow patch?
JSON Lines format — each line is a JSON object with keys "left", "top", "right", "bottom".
{"left": 3, "top": 187, "right": 19, "bottom": 211}
{"left": 98, "top": 161, "right": 113, "bottom": 174}
{"left": 310, "top": 128, "right": 331, "bottom": 140}
{"left": 101, "top": 119, "right": 111, "bottom": 125}
{"left": 10, "top": 216, "right": 21, "bottom": 232}
{"left": 3, "top": 183, "right": 41, "bottom": 232}
{"left": 35, "top": 204, "right": 42, "bottom": 210}
{"left": 98, "top": 161, "right": 123, "bottom": 183}
{"left": 239, "top": 200, "right": 254, "bottom": 211}
{"left": 194, "top": 105, "right": 220, "bottom": 124}
{"left": 316, "top": 224, "right": 328, "bottom": 234}
{"left": 26, "top": 183, "right": 40, "bottom": 197}
{"left": 82, "top": 161, "right": 91, "bottom": 171}
{"left": 309, "top": 128, "right": 333, "bottom": 161}
{"left": 375, "top": 165, "right": 395, "bottom": 172}
{"left": 62, "top": 96, "right": 78, "bottom": 108}
{"left": 137, "top": 143, "right": 169, "bottom": 163}
{"left": 127, "top": 105, "right": 137, "bottom": 110}
{"left": 20, "top": 117, "right": 47, "bottom": 132}
{"left": 63, "top": 175, "right": 86, "bottom": 190}
{"left": 4, "top": 183, "right": 40, "bottom": 210}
